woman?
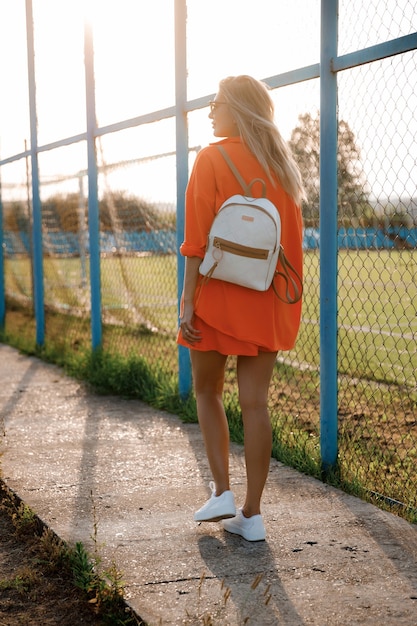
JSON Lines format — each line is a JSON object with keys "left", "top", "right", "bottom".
{"left": 178, "top": 75, "right": 304, "bottom": 541}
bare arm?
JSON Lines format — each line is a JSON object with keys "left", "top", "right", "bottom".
{"left": 179, "top": 256, "right": 202, "bottom": 344}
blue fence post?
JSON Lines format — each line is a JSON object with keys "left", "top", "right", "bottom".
{"left": 84, "top": 17, "right": 102, "bottom": 350}
{"left": 25, "top": 0, "right": 44, "bottom": 347}
{"left": 320, "top": 0, "right": 339, "bottom": 472}
{"left": 175, "top": 0, "right": 192, "bottom": 399}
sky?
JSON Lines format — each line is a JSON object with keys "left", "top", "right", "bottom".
{"left": 0, "top": 0, "right": 416, "bottom": 204}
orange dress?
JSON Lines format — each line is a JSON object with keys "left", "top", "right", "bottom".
{"left": 177, "top": 137, "right": 303, "bottom": 355}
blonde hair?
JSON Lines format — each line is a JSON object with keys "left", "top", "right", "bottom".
{"left": 218, "top": 75, "right": 306, "bottom": 205}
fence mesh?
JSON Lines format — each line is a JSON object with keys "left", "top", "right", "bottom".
{"left": 336, "top": 44, "right": 417, "bottom": 510}
{"left": 1, "top": 0, "right": 416, "bottom": 516}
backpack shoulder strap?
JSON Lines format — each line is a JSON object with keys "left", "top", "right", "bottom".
{"left": 217, "top": 145, "right": 249, "bottom": 194}
{"left": 217, "top": 145, "right": 268, "bottom": 198}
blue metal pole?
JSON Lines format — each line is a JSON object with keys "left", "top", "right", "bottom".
{"left": 320, "top": 0, "right": 339, "bottom": 471}
{"left": 25, "top": 0, "right": 44, "bottom": 347}
{"left": 175, "top": 0, "right": 192, "bottom": 399}
{"left": 84, "top": 18, "right": 102, "bottom": 350}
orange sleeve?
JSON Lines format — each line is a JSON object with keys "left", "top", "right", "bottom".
{"left": 179, "top": 149, "right": 217, "bottom": 259}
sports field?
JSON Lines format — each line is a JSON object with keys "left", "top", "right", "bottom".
{"left": 5, "top": 249, "right": 417, "bottom": 389}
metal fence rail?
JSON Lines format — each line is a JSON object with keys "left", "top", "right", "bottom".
{"left": 0, "top": 0, "right": 416, "bottom": 515}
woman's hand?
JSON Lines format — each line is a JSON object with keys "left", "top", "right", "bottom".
{"left": 179, "top": 256, "right": 203, "bottom": 345}
{"left": 179, "top": 301, "right": 201, "bottom": 344}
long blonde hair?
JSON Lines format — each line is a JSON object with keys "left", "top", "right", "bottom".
{"left": 219, "top": 75, "right": 306, "bottom": 206}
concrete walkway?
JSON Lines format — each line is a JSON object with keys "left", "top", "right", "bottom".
{"left": 0, "top": 343, "right": 416, "bottom": 625}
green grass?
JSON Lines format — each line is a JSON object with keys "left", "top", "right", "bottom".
{"left": 5, "top": 249, "right": 417, "bottom": 332}
{"left": 298, "top": 250, "right": 417, "bottom": 384}
{"left": 0, "top": 482, "right": 141, "bottom": 624}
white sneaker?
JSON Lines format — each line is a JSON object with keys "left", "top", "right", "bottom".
{"left": 222, "top": 508, "right": 266, "bottom": 541}
{"left": 194, "top": 481, "right": 236, "bottom": 522}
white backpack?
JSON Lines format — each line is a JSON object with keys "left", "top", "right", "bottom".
{"left": 199, "top": 146, "right": 302, "bottom": 303}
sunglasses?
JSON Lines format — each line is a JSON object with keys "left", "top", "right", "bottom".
{"left": 209, "top": 101, "right": 227, "bottom": 113}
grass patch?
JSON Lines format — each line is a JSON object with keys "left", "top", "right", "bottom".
{"left": 0, "top": 482, "right": 143, "bottom": 625}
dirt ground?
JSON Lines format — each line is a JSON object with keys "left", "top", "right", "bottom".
{"left": 0, "top": 503, "right": 105, "bottom": 625}
{"left": 0, "top": 488, "right": 141, "bottom": 626}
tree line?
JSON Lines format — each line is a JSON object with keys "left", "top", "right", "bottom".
{"left": 3, "top": 191, "right": 175, "bottom": 233}
{"left": 3, "top": 113, "right": 414, "bottom": 233}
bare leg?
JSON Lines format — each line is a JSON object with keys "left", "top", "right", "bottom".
{"left": 237, "top": 351, "right": 276, "bottom": 517}
{"left": 190, "top": 350, "right": 229, "bottom": 495}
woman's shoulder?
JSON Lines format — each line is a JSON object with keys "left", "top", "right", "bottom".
{"left": 196, "top": 138, "right": 249, "bottom": 170}
{"left": 199, "top": 137, "right": 242, "bottom": 156}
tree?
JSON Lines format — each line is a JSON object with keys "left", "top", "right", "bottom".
{"left": 3, "top": 200, "right": 30, "bottom": 232}
{"left": 42, "top": 193, "right": 81, "bottom": 233}
{"left": 288, "top": 112, "right": 372, "bottom": 227}
{"left": 37, "top": 191, "right": 173, "bottom": 233}
{"left": 337, "top": 120, "right": 372, "bottom": 225}
{"left": 288, "top": 113, "right": 320, "bottom": 226}
{"left": 99, "top": 191, "right": 169, "bottom": 232}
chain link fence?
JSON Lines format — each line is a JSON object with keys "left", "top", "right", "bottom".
{"left": 335, "top": 1, "right": 417, "bottom": 513}
{"left": 1, "top": 0, "right": 416, "bottom": 516}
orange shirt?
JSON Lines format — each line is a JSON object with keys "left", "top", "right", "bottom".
{"left": 180, "top": 137, "right": 303, "bottom": 351}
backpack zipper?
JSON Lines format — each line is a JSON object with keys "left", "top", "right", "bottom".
{"left": 213, "top": 237, "right": 269, "bottom": 259}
